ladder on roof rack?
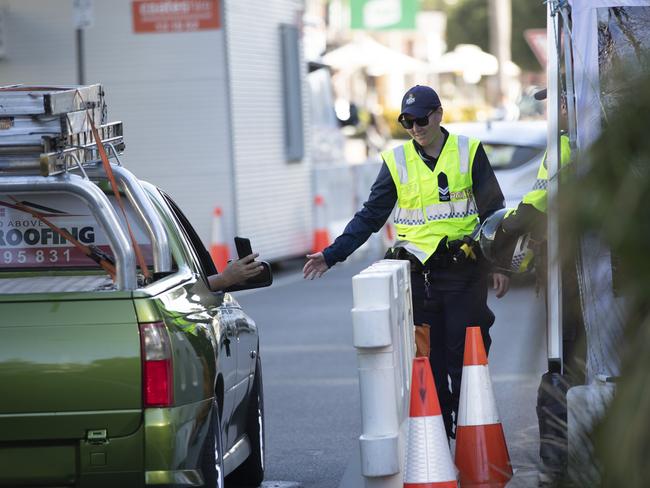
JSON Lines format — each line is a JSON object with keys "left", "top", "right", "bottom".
{"left": 0, "top": 83, "right": 173, "bottom": 287}
{"left": 0, "top": 84, "right": 124, "bottom": 176}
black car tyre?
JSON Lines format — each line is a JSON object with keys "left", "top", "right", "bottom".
{"left": 227, "top": 357, "right": 265, "bottom": 486}
{"left": 201, "top": 400, "right": 225, "bottom": 488}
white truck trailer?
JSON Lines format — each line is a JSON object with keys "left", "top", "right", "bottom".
{"left": 0, "top": 0, "right": 313, "bottom": 261}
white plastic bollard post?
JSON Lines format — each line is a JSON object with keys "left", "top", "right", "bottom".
{"left": 361, "top": 260, "right": 415, "bottom": 421}
{"left": 351, "top": 259, "right": 415, "bottom": 488}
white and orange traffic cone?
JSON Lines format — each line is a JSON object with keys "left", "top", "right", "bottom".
{"left": 209, "top": 206, "right": 229, "bottom": 272}
{"left": 404, "top": 357, "right": 458, "bottom": 488}
{"left": 311, "top": 194, "right": 330, "bottom": 253}
{"left": 455, "top": 326, "right": 512, "bottom": 487}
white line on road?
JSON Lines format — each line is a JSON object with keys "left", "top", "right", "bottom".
{"left": 266, "top": 377, "right": 358, "bottom": 387}
{"left": 491, "top": 373, "right": 539, "bottom": 384}
{"left": 262, "top": 344, "right": 354, "bottom": 353}
{"left": 262, "top": 482, "right": 303, "bottom": 488}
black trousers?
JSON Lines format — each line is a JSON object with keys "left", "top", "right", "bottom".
{"left": 411, "top": 260, "right": 495, "bottom": 437}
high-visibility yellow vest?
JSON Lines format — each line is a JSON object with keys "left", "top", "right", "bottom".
{"left": 522, "top": 134, "right": 571, "bottom": 213}
{"left": 383, "top": 135, "right": 481, "bottom": 263}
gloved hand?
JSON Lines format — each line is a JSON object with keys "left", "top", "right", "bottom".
{"left": 501, "top": 203, "right": 546, "bottom": 238}
{"left": 492, "top": 225, "right": 518, "bottom": 270}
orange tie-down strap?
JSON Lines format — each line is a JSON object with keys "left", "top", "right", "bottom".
{"left": 88, "top": 112, "right": 151, "bottom": 282}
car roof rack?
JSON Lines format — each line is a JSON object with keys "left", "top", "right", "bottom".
{"left": 0, "top": 84, "right": 172, "bottom": 288}
{"left": 0, "top": 84, "right": 124, "bottom": 176}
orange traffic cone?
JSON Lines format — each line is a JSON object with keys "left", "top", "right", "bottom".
{"left": 404, "top": 357, "right": 457, "bottom": 488}
{"left": 209, "top": 207, "right": 229, "bottom": 272}
{"left": 311, "top": 195, "right": 330, "bottom": 253}
{"left": 455, "top": 327, "right": 512, "bottom": 487}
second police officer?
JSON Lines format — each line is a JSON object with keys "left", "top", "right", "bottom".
{"left": 303, "top": 85, "right": 510, "bottom": 438}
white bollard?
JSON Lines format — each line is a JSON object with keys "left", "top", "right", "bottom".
{"left": 350, "top": 260, "right": 415, "bottom": 488}
{"left": 361, "top": 260, "right": 415, "bottom": 421}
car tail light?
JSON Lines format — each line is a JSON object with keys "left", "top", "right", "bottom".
{"left": 139, "top": 321, "right": 173, "bottom": 407}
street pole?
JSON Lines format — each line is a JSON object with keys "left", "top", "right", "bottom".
{"left": 546, "top": 1, "right": 563, "bottom": 371}
{"left": 76, "top": 28, "right": 85, "bottom": 85}
{"left": 488, "top": 0, "right": 512, "bottom": 105}
{"left": 73, "top": 0, "right": 93, "bottom": 85}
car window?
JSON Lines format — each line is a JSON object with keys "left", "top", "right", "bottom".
{"left": 160, "top": 192, "right": 218, "bottom": 279}
{"left": 483, "top": 143, "right": 544, "bottom": 170}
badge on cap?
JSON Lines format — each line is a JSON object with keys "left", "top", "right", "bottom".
{"left": 406, "top": 94, "right": 415, "bottom": 105}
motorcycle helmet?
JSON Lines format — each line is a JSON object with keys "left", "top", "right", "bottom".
{"left": 479, "top": 208, "right": 536, "bottom": 273}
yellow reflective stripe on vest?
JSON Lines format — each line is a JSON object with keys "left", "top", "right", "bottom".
{"left": 424, "top": 197, "right": 478, "bottom": 221}
{"left": 540, "top": 134, "right": 571, "bottom": 174}
{"left": 392, "top": 145, "right": 408, "bottom": 184}
{"left": 522, "top": 134, "right": 571, "bottom": 213}
{"left": 532, "top": 178, "right": 547, "bottom": 190}
{"left": 458, "top": 135, "right": 470, "bottom": 174}
{"left": 394, "top": 207, "right": 426, "bottom": 225}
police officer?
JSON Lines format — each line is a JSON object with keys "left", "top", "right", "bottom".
{"left": 493, "top": 88, "right": 581, "bottom": 479}
{"left": 303, "top": 85, "right": 510, "bottom": 438}
{"left": 500, "top": 88, "right": 572, "bottom": 240}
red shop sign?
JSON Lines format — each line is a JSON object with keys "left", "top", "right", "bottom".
{"left": 132, "top": 0, "right": 220, "bottom": 33}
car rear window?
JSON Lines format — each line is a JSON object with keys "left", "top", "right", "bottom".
{"left": 0, "top": 192, "right": 153, "bottom": 272}
{"left": 483, "top": 143, "right": 544, "bottom": 170}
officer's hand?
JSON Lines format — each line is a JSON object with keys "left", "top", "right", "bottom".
{"left": 492, "top": 272, "right": 510, "bottom": 298}
{"left": 303, "top": 252, "right": 329, "bottom": 280}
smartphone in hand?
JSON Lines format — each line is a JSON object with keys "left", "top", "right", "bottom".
{"left": 234, "top": 236, "right": 253, "bottom": 259}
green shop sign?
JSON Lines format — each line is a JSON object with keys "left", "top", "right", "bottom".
{"left": 350, "top": 0, "right": 418, "bottom": 30}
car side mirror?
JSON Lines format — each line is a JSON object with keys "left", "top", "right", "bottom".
{"left": 223, "top": 261, "right": 273, "bottom": 293}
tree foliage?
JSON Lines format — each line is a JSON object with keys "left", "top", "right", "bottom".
{"left": 562, "top": 71, "right": 650, "bottom": 488}
{"left": 424, "top": 0, "right": 547, "bottom": 72}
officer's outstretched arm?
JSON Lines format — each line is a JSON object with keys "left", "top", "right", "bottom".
{"left": 303, "top": 252, "right": 329, "bottom": 280}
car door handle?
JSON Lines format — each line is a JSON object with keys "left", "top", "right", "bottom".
{"left": 225, "top": 323, "right": 237, "bottom": 337}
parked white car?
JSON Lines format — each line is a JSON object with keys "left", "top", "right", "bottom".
{"left": 445, "top": 121, "right": 547, "bottom": 209}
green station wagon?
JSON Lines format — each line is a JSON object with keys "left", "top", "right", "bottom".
{"left": 0, "top": 85, "right": 271, "bottom": 487}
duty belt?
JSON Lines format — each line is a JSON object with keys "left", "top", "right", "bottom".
{"left": 384, "top": 236, "right": 477, "bottom": 273}
{"left": 384, "top": 246, "right": 451, "bottom": 272}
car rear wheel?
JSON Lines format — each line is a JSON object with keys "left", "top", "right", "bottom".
{"left": 227, "top": 357, "right": 265, "bottom": 486}
{"left": 201, "top": 400, "right": 225, "bottom": 488}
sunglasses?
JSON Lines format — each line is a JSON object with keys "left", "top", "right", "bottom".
{"left": 399, "top": 110, "right": 434, "bottom": 129}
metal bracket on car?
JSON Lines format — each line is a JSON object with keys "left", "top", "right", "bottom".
{"left": 79, "top": 163, "right": 172, "bottom": 274}
{"left": 86, "top": 429, "right": 108, "bottom": 445}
